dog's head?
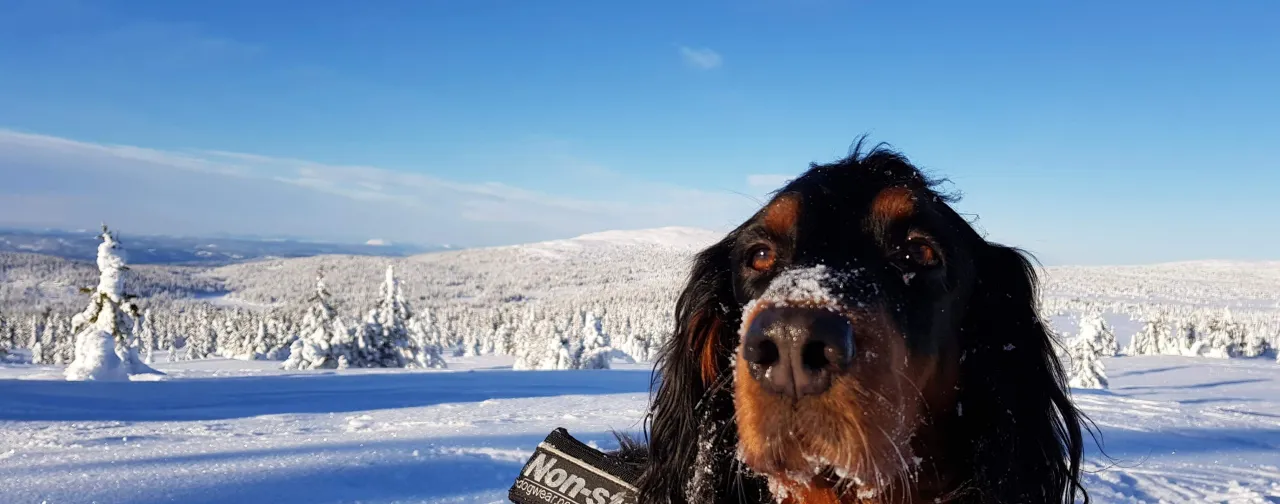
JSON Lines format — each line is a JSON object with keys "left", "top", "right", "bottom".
{"left": 641, "top": 140, "right": 1086, "bottom": 504}
{"left": 728, "top": 143, "right": 981, "bottom": 497}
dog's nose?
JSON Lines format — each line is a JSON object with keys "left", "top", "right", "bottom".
{"left": 741, "top": 306, "right": 855, "bottom": 398}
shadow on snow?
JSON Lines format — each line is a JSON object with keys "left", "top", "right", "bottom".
{"left": 0, "top": 369, "right": 654, "bottom": 422}
{"left": 2, "top": 431, "right": 634, "bottom": 504}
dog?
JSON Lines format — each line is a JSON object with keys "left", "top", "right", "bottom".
{"left": 630, "top": 139, "right": 1088, "bottom": 503}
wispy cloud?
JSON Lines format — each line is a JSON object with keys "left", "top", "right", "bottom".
{"left": 678, "top": 46, "right": 723, "bottom": 70}
{"left": 746, "top": 174, "right": 794, "bottom": 191}
{"left": 0, "top": 129, "right": 758, "bottom": 247}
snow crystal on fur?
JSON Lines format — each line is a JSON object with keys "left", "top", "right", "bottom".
{"left": 738, "top": 265, "right": 869, "bottom": 337}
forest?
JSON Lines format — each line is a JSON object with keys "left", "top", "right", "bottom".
{"left": 1, "top": 227, "right": 1277, "bottom": 380}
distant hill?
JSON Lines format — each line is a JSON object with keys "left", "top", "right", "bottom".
{"left": 0, "top": 228, "right": 441, "bottom": 266}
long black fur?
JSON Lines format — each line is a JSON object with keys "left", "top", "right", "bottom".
{"left": 630, "top": 140, "right": 1088, "bottom": 504}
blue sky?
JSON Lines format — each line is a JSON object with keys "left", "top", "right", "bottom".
{"left": 1, "top": 0, "right": 1277, "bottom": 265}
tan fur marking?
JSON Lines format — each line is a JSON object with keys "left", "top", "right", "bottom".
{"left": 779, "top": 485, "right": 844, "bottom": 504}
{"left": 870, "top": 187, "right": 915, "bottom": 223}
{"left": 692, "top": 313, "right": 723, "bottom": 387}
{"left": 764, "top": 194, "right": 801, "bottom": 235}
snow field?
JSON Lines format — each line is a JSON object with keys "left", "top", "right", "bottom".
{"left": 1, "top": 354, "right": 1278, "bottom": 503}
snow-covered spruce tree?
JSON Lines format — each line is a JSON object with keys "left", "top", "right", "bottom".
{"left": 494, "top": 323, "right": 513, "bottom": 356}
{"left": 537, "top": 334, "right": 576, "bottom": 371}
{"left": 1241, "top": 323, "right": 1271, "bottom": 358}
{"left": 53, "top": 315, "right": 74, "bottom": 365}
{"left": 510, "top": 323, "right": 541, "bottom": 370}
{"left": 1077, "top": 311, "right": 1118, "bottom": 357}
{"left": 66, "top": 225, "right": 163, "bottom": 381}
{"left": 282, "top": 270, "right": 350, "bottom": 370}
{"left": 249, "top": 319, "right": 270, "bottom": 360}
{"left": 1168, "top": 318, "right": 1199, "bottom": 356}
{"left": 350, "top": 266, "right": 413, "bottom": 368}
{"left": 184, "top": 308, "right": 218, "bottom": 360}
{"left": 1127, "top": 315, "right": 1165, "bottom": 356}
{"left": 36, "top": 310, "right": 60, "bottom": 365}
{"left": 407, "top": 316, "right": 447, "bottom": 369}
{"left": 0, "top": 316, "right": 12, "bottom": 353}
{"left": 139, "top": 308, "right": 157, "bottom": 364}
{"left": 1067, "top": 335, "right": 1108, "bottom": 390}
{"left": 0, "top": 316, "right": 8, "bottom": 360}
{"left": 578, "top": 311, "right": 612, "bottom": 370}
{"left": 25, "top": 313, "right": 42, "bottom": 353}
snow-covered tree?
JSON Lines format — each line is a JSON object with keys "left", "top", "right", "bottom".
{"left": 510, "top": 323, "right": 541, "bottom": 370}
{"left": 1127, "top": 315, "right": 1165, "bottom": 356}
{"left": 578, "top": 311, "right": 612, "bottom": 370}
{"left": 0, "top": 317, "right": 14, "bottom": 356}
{"left": 139, "top": 308, "right": 157, "bottom": 364}
{"left": 352, "top": 266, "right": 414, "bottom": 368}
{"left": 26, "top": 314, "right": 42, "bottom": 352}
{"left": 1077, "top": 312, "right": 1118, "bottom": 357}
{"left": 282, "top": 270, "right": 350, "bottom": 370}
{"left": 1067, "top": 336, "right": 1108, "bottom": 390}
{"left": 66, "top": 225, "right": 163, "bottom": 381}
{"left": 408, "top": 316, "right": 446, "bottom": 369}
{"left": 183, "top": 309, "right": 218, "bottom": 360}
{"left": 0, "top": 317, "right": 9, "bottom": 360}
{"left": 248, "top": 319, "right": 270, "bottom": 359}
{"left": 538, "top": 334, "right": 578, "bottom": 371}
{"left": 1241, "top": 325, "right": 1270, "bottom": 358}
{"left": 53, "top": 315, "right": 74, "bottom": 365}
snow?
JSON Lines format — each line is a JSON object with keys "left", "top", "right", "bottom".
{"left": 196, "top": 292, "right": 282, "bottom": 310}
{"left": 739, "top": 265, "right": 860, "bottom": 337}
{"left": 515, "top": 226, "right": 720, "bottom": 259}
{"left": 567, "top": 226, "right": 720, "bottom": 250}
{"left": 63, "top": 329, "right": 128, "bottom": 381}
{"left": 1, "top": 354, "right": 1277, "bottom": 503}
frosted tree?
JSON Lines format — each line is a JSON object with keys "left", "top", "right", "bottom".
{"left": 578, "top": 311, "right": 612, "bottom": 370}
{"left": 494, "top": 323, "right": 513, "bottom": 356}
{"left": 248, "top": 319, "right": 271, "bottom": 359}
{"left": 352, "top": 266, "right": 413, "bottom": 367}
{"left": 0, "top": 317, "right": 8, "bottom": 360}
{"left": 510, "top": 323, "right": 541, "bottom": 370}
{"left": 1067, "top": 336, "right": 1108, "bottom": 390}
{"left": 54, "top": 315, "right": 74, "bottom": 365}
{"left": 1240, "top": 324, "right": 1270, "bottom": 358}
{"left": 1077, "top": 312, "right": 1118, "bottom": 357}
{"left": 1127, "top": 315, "right": 1165, "bottom": 356}
{"left": 537, "top": 335, "right": 576, "bottom": 370}
{"left": 460, "top": 330, "right": 480, "bottom": 357}
{"left": 36, "top": 310, "right": 60, "bottom": 365}
{"left": 184, "top": 309, "right": 218, "bottom": 360}
{"left": 282, "top": 270, "right": 349, "bottom": 370}
{"left": 408, "top": 316, "right": 447, "bottom": 369}
{"left": 1167, "top": 319, "right": 1200, "bottom": 356}
{"left": 0, "top": 317, "right": 13, "bottom": 354}
{"left": 135, "top": 309, "right": 153, "bottom": 364}
{"left": 66, "top": 225, "right": 163, "bottom": 381}
{"left": 27, "top": 314, "right": 45, "bottom": 362}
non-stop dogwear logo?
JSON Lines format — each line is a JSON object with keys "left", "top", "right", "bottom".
{"left": 515, "top": 443, "right": 635, "bottom": 504}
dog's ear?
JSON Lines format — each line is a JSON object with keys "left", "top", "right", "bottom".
{"left": 956, "top": 242, "right": 1088, "bottom": 504}
{"left": 638, "top": 235, "right": 767, "bottom": 504}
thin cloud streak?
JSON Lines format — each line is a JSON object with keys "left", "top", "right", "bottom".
{"left": 678, "top": 46, "right": 723, "bottom": 70}
{"left": 0, "top": 129, "right": 758, "bottom": 247}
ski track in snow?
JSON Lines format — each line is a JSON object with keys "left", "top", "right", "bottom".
{"left": 1, "top": 355, "right": 1279, "bottom": 503}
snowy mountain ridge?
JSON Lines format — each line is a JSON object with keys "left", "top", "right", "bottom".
{"left": 481, "top": 226, "right": 721, "bottom": 261}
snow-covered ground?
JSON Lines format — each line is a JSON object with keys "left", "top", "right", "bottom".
{"left": 2, "top": 354, "right": 1278, "bottom": 503}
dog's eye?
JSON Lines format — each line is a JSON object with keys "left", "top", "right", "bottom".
{"left": 895, "top": 239, "right": 940, "bottom": 268}
{"left": 749, "top": 245, "right": 776, "bottom": 272}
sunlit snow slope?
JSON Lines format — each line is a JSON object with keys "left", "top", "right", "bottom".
{"left": 1, "top": 355, "right": 1278, "bottom": 503}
